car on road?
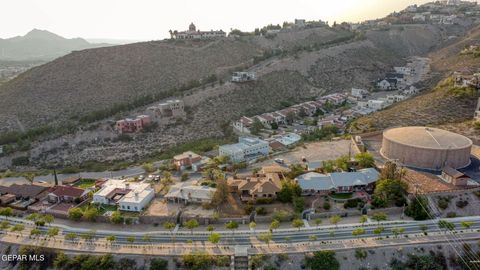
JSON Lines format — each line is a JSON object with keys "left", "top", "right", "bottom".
{"left": 274, "top": 158, "right": 285, "bottom": 164}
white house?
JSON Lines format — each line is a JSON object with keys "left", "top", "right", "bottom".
{"left": 93, "top": 179, "right": 155, "bottom": 212}
{"left": 386, "top": 94, "right": 406, "bottom": 103}
{"left": 351, "top": 88, "right": 369, "bottom": 99}
{"left": 368, "top": 100, "right": 387, "bottom": 111}
{"left": 219, "top": 137, "right": 269, "bottom": 163}
{"left": 377, "top": 79, "right": 397, "bottom": 90}
{"left": 232, "top": 72, "right": 256, "bottom": 82}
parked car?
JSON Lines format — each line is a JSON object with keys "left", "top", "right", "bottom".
{"left": 274, "top": 158, "right": 285, "bottom": 164}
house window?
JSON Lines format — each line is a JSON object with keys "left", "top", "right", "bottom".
{"left": 134, "top": 206, "right": 137, "bottom": 211}
{"left": 127, "top": 206, "right": 130, "bottom": 210}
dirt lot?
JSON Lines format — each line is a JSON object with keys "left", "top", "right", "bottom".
{"left": 431, "top": 191, "right": 480, "bottom": 218}
{"left": 256, "top": 140, "right": 352, "bottom": 167}
{"left": 145, "top": 198, "right": 180, "bottom": 217}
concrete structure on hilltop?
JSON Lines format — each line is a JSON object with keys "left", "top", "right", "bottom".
{"left": 219, "top": 137, "right": 269, "bottom": 163}
{"left": 169, "top": 23, "right": 226, "bottom": 40}
{"left": 93, "top": 179, "right": 155, "bottom": 212}
{"left": 231, "top": 72, "right": 256, "bottom": 83}
{"left": 295, "top": 168, "right": 379, "bottom": 195}
{"left": 381, "top": 127, "right": 473, "bottom": 171}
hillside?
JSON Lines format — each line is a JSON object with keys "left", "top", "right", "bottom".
{"left": 350, "top": 25, "right": 480, "bottom": 134}
{"left": 0, "top": 29, "right": 109, "bottom": 61}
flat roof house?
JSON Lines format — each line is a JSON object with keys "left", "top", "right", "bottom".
{"left": 93, "top": 179, "right": 155, "bottom": 212}
{"left": 173, "top": 151, "right": 202, "bottom": 171}
{"left": 219, "top": 137, "right": 269, "bottom": 163}
{"left": 165, "top": 182, "right": 216, "bottom": 204}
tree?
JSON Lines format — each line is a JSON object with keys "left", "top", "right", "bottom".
{"left": 150, "top": 258, "right": 168, "bottom": 270}
{"left": 405, "top": 196, "right": 430, "bottom": 220}
{"left": 211, "top": 178, "right": 228, "bottom": 208}
{"left": 11, "top": 224, "right": 24, "bottom": 235}
{"left": 30, "top": 228, "right": 41, "bottom": 237}
{"left": 373, "top": 178, "right": 407, "bottom": 207}
{"left": 329, "top": 215, "right": 341, "bottom": 228}
{"left": 0, "top": 220, "right": 10, "bottom": 230}
{"left": 250, "top": 118, "right": 264, "bottom": 135}
{"left": 392, "top": 227, "right": 405, "bottom": 238}
{"left": 68, "top": 207, "right": 83, "bottom": 221}
{"left": 106, "top": 235, "right": 116, "bottom": 244}
{"left": 184, "top": 219, "right": 199, "bottom": 234}
{"left": 258, "top": 232, "right": 273, "bottom": 246}
{"left": 206, "top": 224, "right": 215, "bottom": 233}
{"left": 25, "top": 173, "right": 35, "bottom": 184}
{"left": 249, "top": 221, "right": 257, "bottom": 232}
{"left": 142, "top": 234, "right": 152, "bottom": 244}
{"left": 355, "top": 152, "right": 375, "bottom": 168}
{"left": 277, "top": 181, "right": 302, "bottom": 203}
{"left": 293, "top": 196, "right": 305, "bottom": 213}
{"left": 314, "top": 218, "right": 322, "bottom": 227}
{"left": 83, "top": 207, "right": 98, "bottom": 221}
{"left": 47, "top": 227, "right": 59, "bottom": 239}
{"left": 292, "top": 219, "right": 304, "bottom": 231}
{"left": 181, "top": 172, "right": 190, "bottom": 181}
{"left": 0, "top": 207, "right": 13, "bottom": 218}
{"left": 359, "top": 215, "right": 368, "bottom": 226}
{"left": 126, "top": 236, "right": 135, "bottom": 244}
{"left": 65, "top": 232, "right": 77, "bottom": 241}
{"left": 373, "top": 226, "right": 384, "bottom": 236}
{"left": 225, "top": 221, "right": 239, "bottom": 234}
{"left": 461, "top": 221, "right": 473, "bottom": 229}
{"left": 371, "top": 212, "right": 387, "bottom": 224}
{"left": 380, "top": 161, "right": 404, "bottom": 180}
{"left": 305, "top": 250, "right": 340, "bottom": 270}
{"left": 208, "top": 233, "right": 221, "bottom": 244}
{"left": 110, "top": 211, "right": 124, "bottom": 224}
{"left": 438, "top": 220, "right": 455, "bottom": 231}
{"left": 161, "top": 171, "right": 173, "bottom": 184}
{"left": 163, "top": 222, "right": 176, "bottom": 233}
{"left": 142, "top": 162, "right": 155, "bottom": 173}
{"left": 286, "top": 112, "right": 296, "bottom": 124}
{"left": 43, "top": 214, "right": 54, "bottom": 225}
{"left": 352, "top": 228, "right": 365, "bottom": 236}
{"left": 335, "top": 155, "right": 349, "bottom": 171}
{"left": 269, "top": 220, "right": 280, "bottom": 232}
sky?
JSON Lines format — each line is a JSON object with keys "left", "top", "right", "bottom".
{"left": 0, "top": 0, "right": 435, "bottom": 41}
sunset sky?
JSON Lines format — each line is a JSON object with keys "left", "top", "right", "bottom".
{"left": 0, "top": 0, "right": 447, "bottom": 40}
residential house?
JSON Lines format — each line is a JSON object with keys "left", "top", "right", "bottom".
{"left": 403, "top": 86, "right": 419, "bottom": 95}
{"left": 147, "top": 99, "right": 185, "bottom": 122}
{"left": 0, "top": 184, "right": 49, "bottom": 201}
{"left": 115, "top": 115, "right": 151, "bottom": 134}
{"left": 386, "top": 94, "right": 407, "bottom": 103}
{"left": 93, "top": 179, "right": 155, "bottom": 212}
{"left": 441, "top": 167, "right": 470, "bottom": 186}
{"left": 273, "top": 133, "right": 301, "bottom": 147}
{"left": 173, "top": 151, "right": 202, "bottom": 170}
{"left": 219, "top": 137, "right": 269, "bottom": 163}
{"left": 377, "top": 79, "right": 397, "bottom": 90}
{"left": 295, "top": 168, "right": 380, "bottom": 195}
{"left": 47, "top": 186, "right": 89, "bottom": 204}
{"left": 367, "top": 100, "right": 387, "bottom": 111}
{"left": 191, "top": 156, "right": 212, "bottom": 172}
{"left": 351, "top": 88, "right": 369, "bottom": 99}
{"left": 233, "top": 116, "right": 254, "bottom": 134}
{"left": 170, "top": 23, "right": 226, "bottom": 39}
{"left": 165, "top": 182, "right": 216, "bottom": 204}
{"left": 227, "top": 172, "right": 282, "bottom": 202}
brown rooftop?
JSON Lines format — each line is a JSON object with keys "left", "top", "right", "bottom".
{"left": 50, "top": 186, "right": 86, "bottom": 198}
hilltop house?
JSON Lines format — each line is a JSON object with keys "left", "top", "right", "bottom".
{"left": 219, "top": 137, "right": 269, "bottom": 163}
{"left": 169, "top": 23, "right": 226, "bottom": 39}
{"left": 173, "top": 151, "right": 202, "bottom": 170}
{"left": 146, "top": 99, "right": 186, "bottom": 123}
{"left": 93, "top": 179, "right": 155, "bottom": 212}
{"left": 351, "top": 88, "right": 369, "bottom": 99}
{"left": 377, "top": 79, "right": 397, "bottom": 90}
{"left": 232, "top": 72, "right": 256, "bottom": 82}
{"left": 115, "top": 115, "right": 151, "bottom": 133}
{"left": 295, "top": 168, "right": 380, "bottom": 195}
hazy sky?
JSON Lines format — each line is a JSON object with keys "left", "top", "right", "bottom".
{"left": 1, "top": 0, "right": 434, "bottom": 41}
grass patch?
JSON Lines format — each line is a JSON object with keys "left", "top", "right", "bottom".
{"left": 330, "top": 193, "right": 353, "bottom": 200}
{"left": 74, "top": 179, "right": 96, "bottom": 189}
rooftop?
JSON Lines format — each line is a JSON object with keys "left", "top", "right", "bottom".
{"left": 383, "top": 126, "right": 473, "bottom": 150}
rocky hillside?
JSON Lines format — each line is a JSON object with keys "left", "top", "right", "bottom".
{"left": 350, "top": 25, "right": 480, "bottom": 134}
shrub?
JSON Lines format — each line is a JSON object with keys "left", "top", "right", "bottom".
{"left": 446, "top": 212, "right": 457, "bottom": 218}
{"left": 437, "top": 198, "right": 449, "bottom": 210}
{"left": 355, "top": 249, "right": 368, "bottom": 260}
{"left": 256, "top": 207, "right": 267, "bottom": 215}
{"left": 12, "top": 156, "right": 29, "bottom": 166}
{"left": 256, "top": 198, "right": 273, "bottom": 204}
{"left": 323, "top": 201, "right": 331, "bottom": 210}
{"left": 455, "top": 200, "right": 468, "bottom": 208}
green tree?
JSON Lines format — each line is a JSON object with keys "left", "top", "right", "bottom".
{"left": 292, "top": 219, "right": 304, "bottom": 230}
{"left": 269, "top": 219, "right": 280, "bottom": 232}
{"left": 0, "top": 220, "right": 10, "bottom": 230}
{"left": 352, "top": 228, "right": 365, "bottom": 236}
{"left": 211, "top": 177, "right": 228, "bottom": 208}
{"left": 208, "top": 232, "right": 221, "bottom": 244}
{"left": 206, "top": 224, "right": 215, "bottom": 233}
{"left": 461, "top": 221, "right": 473, "bottom": 229}
{"left": 65, "top": 232, "right": 77, "bottom": 241}
{"left": 277, "top": 181, "right": 302, "bottom": 203}
{"left": 373, "top": 226, "right": 384, "bottom": 236}
{"left": 83, "top": 207, "right": 98, "bottom": 221}
{"left": 374, "top": 178, "right": 407, "bottom": 207}
{"left": 250, "top": 118, "right": 264, "bottom": 135}
{"left": 142, "top": 162, "right": 155, "bottom": 173}
{"left": 126, "top": 236, "right": 135, "bottom": 244}
{"left": 0, "top": 207, "right": 13, "bottom": 218}
{"left": 392, "top": 227, "right": 405, "bottom": 238}
{"left": 142, "top": 234, "right": 152, "bottom": 243}
{"left": 43, "top": 214, "right": 54, "bottom": 225}
{"left": 371, "top": 212, "right": 387, "bottom": 224}
{"left": 359, "top": 215, "right": 368, "bottom": 226}
{"left": 150, "top": 258, "right": 168, "bottom": 270}
{"left": 163, "top": 222, "right": 176, "bottom": 233}
{"left": 30, "top": 228, "right": 41, "bottom": 236}
{"left": 354, "top": 152, "right": 375, "bottom": 168}
{"left": 68, "top": 207, "right": 83, "bottom": 221}
{"left": 249, "top": 221, "right": 257, "bottom": 232}
{"left": 225, "top": 221, "right": 239, "bottom": 234}
{"left": 405, "top": 196, "right": 431, "bottom": 220}
{"left": 293, "top": 196, "right": 305, "bottom": 213}
{"left": 184, "top": 219, "right": 199, "bottom": 234}
{"left": 181, "top": 172, "right": 190, "bottom": 181}
{"left": 335, "top": 155, "right": 349, "bottom": 171}
{"left": 11, "top": 224, "right": 24, "bottom": 235}
{"left": 329, "top": 215, "right": 341, "bottom": 227}
{"left": 438, "top": 220, "right": 455, "bottom": 231}
{"left": 314, "top": 218, "right": 322, "bottom": 227}
{"left": 258, "top": 232, "right": 273, "bottom": 246}
{"left": 305, "top": 250, "right": 340, "bottom": 270}
{"left": 47, "top": 227, "right": 59, "bottom": 239}
{"left": 110, "top": 211, "right": 124, "bottom": 224}
{"left": 106, "top": 235, "right": 116, "bottom": 244}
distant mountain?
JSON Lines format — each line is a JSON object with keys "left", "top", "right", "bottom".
{"left": 0, "top": 29, "right": 111, "bottom": 61}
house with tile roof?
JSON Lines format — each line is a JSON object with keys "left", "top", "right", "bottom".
{"left": 227, "top": 172, "right": 282, "bottom": 202}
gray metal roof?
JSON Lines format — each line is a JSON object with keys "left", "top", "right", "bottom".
{"left": 296, "top": 168, "right": 379, "bottom": 190}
